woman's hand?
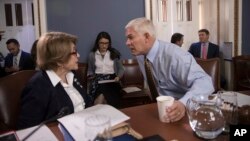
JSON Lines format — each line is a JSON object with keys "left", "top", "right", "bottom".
{"left": 114, "top": 76, "right": 120, "bottom": 82}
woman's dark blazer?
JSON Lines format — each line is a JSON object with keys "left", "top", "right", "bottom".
{"left": 17, "top": 70, "right": 92, "bottom": 129}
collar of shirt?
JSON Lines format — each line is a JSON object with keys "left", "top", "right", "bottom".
{"left": 146, "top": 40, "right": 159, "bottom": 63}
{"left": 46, "top": 70, "right": 74, "bottom": 87}
{"left": 15, "top": 50, "right": 21, "bottom": 60}
{"left": 201, "top": 42, "right": 209, "bottom": 47}
{"left": 95, "top": 50, "right": 110, "bottom": 56}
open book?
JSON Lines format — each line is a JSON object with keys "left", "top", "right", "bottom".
{"left": 57, "top": 104, "right": 130, "bottom": 140}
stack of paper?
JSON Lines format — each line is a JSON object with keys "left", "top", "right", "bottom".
{"left": 123, "top": 86, "right": 141, "bottom": 93}
{"left": 57, "top": 104, "right": 130, "bottom": 140}
{"left": 98, "top": 80, "right": 116, "bottom": 84}
{"left": 16, "top": 125, "right": 58, "bottom": 141}
{"left": 236, "top": 92, "right": 250, "bottom": 106}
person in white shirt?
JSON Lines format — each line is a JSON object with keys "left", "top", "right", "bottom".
{"left": 88, "top": 31, "right": 124, "bottom": 108}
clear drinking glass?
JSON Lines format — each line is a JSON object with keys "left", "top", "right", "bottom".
{"left": 85, "top": 114, "right": 112, "bottom": 141}
{"left": 186, "top": 94, "right": 224, "bottom": 139}
{"left": 218, "top": 91, "right": 238, "bottom": 133}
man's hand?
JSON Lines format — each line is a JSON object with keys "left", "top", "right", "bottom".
{"left": 164, "top": 100, "right": 186, "bottom": 123}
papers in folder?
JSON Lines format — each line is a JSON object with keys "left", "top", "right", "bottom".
{"left": 57, "top": 104, "right": 130, "bottom": 140}
{"left": 236, "top": 92, "right": 250, "bottom": 106}
{"left": 98, "top": 79, "right": 116, "bottom": 84}
{"left": 123, "top": 86, "right": 141, "bottom": 93}
{"left": 220, "top": 91, "right": 250, "bottom": 106}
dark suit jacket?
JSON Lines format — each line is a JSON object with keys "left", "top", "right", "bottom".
{"left": 17, "top": 70, "right": 93, "bottom": 129}
{"left": 4, "top": 50, "right": 35, "bottom": 71}
{"left": 188, "top": 42, "right": 219, "bottom": 59}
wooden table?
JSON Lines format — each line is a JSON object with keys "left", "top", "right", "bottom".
{"left": 120, "top": 103, "right": 229, "bottom": 141}
{"left": 48, "top": 103, "right": 230, "bottom": 141}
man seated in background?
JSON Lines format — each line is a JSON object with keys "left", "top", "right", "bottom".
{"left": 188, "top": 29, "right": 219, "bottom": 59}
{"left": 189, "top": 29, "right": 226, "bottom": 88}
{"left": 0, "top": 52, "right": 5, "bottom": 77}
{"left": 4, "top": 38, "right": 35, "bottom": 75}
{"left": 170, "top": 33, "right": 184, "bottom": 47}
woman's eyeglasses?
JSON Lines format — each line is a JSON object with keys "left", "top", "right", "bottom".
{"left": 69, "top": 50, "right": 78, "bottom": 56}
{"left": 99, "top": 42, "right": 109, "bottom": 45}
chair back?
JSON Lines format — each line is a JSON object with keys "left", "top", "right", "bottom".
{"left": 233, "top": 55, "right": 250, "bottom": 91}
{"left": 195, "top": 58, "right": 220, "bottom": 92}
{"left": 120, "top": 59, "right": 152, "bottom": 108}
{"left": 121, "top": 59, "right": 144, "bottom": 89}
{"left": 75, "top": 63, "right": 88, "bottom": 90}
{"left": 0, "top": 70, "right": 36, "bottom": 131}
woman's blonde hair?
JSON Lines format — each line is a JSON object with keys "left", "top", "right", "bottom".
{"left": 36, "top": 32, "right": 77, "bottom": 70}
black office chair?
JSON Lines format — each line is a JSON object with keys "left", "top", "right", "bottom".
{"left": 195, "top": 58, "right": 221, "bottom": 93}
{"left": 0, "top": 70, "right": 36, "bottom": 131}
{"left": 233, "top": 55, "right": 250, "bottom": 91}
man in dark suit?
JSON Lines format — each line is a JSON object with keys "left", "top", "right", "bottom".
{"left": 189, "top": 29, "right": 219, "bottom": 59}
{"left": 4, "top": 38, "right": 35, "bottom": 75}
{"left": 189, "top": 29, "right": 226, "bottom": 88}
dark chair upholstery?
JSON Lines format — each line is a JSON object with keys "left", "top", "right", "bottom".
{"left": 0, "top": 70, "right": 36, "bottom": 131}
{"left": 75, "top": 62, "right": 88, "bottom": 90}
{"left": 195, "top": 58, "right": 220, "bottom": 93}
{"left": 120, "top": 59, "right": 152, "bottom": 108}
{"left": 233, "top": 55, "right": 250, "bottom": 91}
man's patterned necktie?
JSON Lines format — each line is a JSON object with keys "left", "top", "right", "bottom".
{"left": 144, "top": 56, "right": 158, "bottom": 102}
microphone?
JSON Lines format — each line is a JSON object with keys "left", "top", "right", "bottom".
{"left": 22, "top": 107, "right": 70, "bottom": 141}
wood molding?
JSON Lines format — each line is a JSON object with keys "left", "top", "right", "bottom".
{"left": 234, "top": 0, "right": 239, "bottom": 56}
{"left": 217, "top": 0, "right": 220, "bottom": 45}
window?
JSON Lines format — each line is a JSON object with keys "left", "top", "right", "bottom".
{"left": 15, "top": 3, "right": 23, "bottom": 26}
{"left": 5, "top": 4, "right": 13, "bottom": 26}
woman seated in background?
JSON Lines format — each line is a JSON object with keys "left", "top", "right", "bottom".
{"left": 88, "top": 31, "right": 124, "bottom": 108}
{"left": 18, "top": 32, "right": 93, "bottom": 129}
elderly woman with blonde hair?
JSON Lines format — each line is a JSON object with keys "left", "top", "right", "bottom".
{"left": 18, "top": 32, "right": 92, "bottom": 129}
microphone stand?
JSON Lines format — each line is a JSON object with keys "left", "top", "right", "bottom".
{"left": 22, "top": 107, "right": 70, "bottom": 141}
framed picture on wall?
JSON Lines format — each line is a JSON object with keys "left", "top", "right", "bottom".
{"left": 221, "top": 42, "right": 233, "bottom": 61}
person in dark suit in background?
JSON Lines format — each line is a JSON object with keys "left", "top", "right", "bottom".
{"left": 18, "top": 32, "right": 93, "bottom": 129}
{"left": 0, "top": 52, "right": 5, "bottom": 77}
{"left": 188, "top": 29, "right": 219, "bottom": 59}
{"left": 189, "top": 29, "right": 226, "bottom": 88}
{"left": 171, "top": 33, "right": 184, "bottom": 47}
{"left": 4, "top": 39, "right": 35, "bottom": 75}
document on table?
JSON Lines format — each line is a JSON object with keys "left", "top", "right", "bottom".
{"left": 221, "top": 91, "right": 250, "bottom": 106}
{"left": 57, "top": 104, "right": 130, "bottom": 140}
{"left": 98, "top": 79, "right": 116, "bottom": 84}
{"left": 236, "top": 92, "right": 250, "bottom": 106}
{"left": 123, "top": 86, "right": 141, "bottom": 93}
{"left": 16, "top": 125, "right": 58, "bottom": 141}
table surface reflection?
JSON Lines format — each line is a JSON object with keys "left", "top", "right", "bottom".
{"left": 121, "top": 103, "right": 229, "bottom": 141}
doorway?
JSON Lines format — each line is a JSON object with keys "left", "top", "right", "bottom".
{"left": 0, "top": 0, "right": 39, "bottom": 57}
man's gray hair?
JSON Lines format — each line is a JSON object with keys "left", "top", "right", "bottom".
{"left": 125, "top": 17, "right": 156, "bottom": 38}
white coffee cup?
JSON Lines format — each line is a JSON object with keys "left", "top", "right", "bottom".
{"left": 156, "top": 96, "right": 174, "bottom": 122}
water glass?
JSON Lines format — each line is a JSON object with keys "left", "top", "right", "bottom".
{"left": 85, "top": 114, "right": 112, "bottom": 141}
{"left": 186, "top": 94, "right": 224, "bottom": 139}
{"left": 218, "top": 91, "right": 238, "bottom": 133}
